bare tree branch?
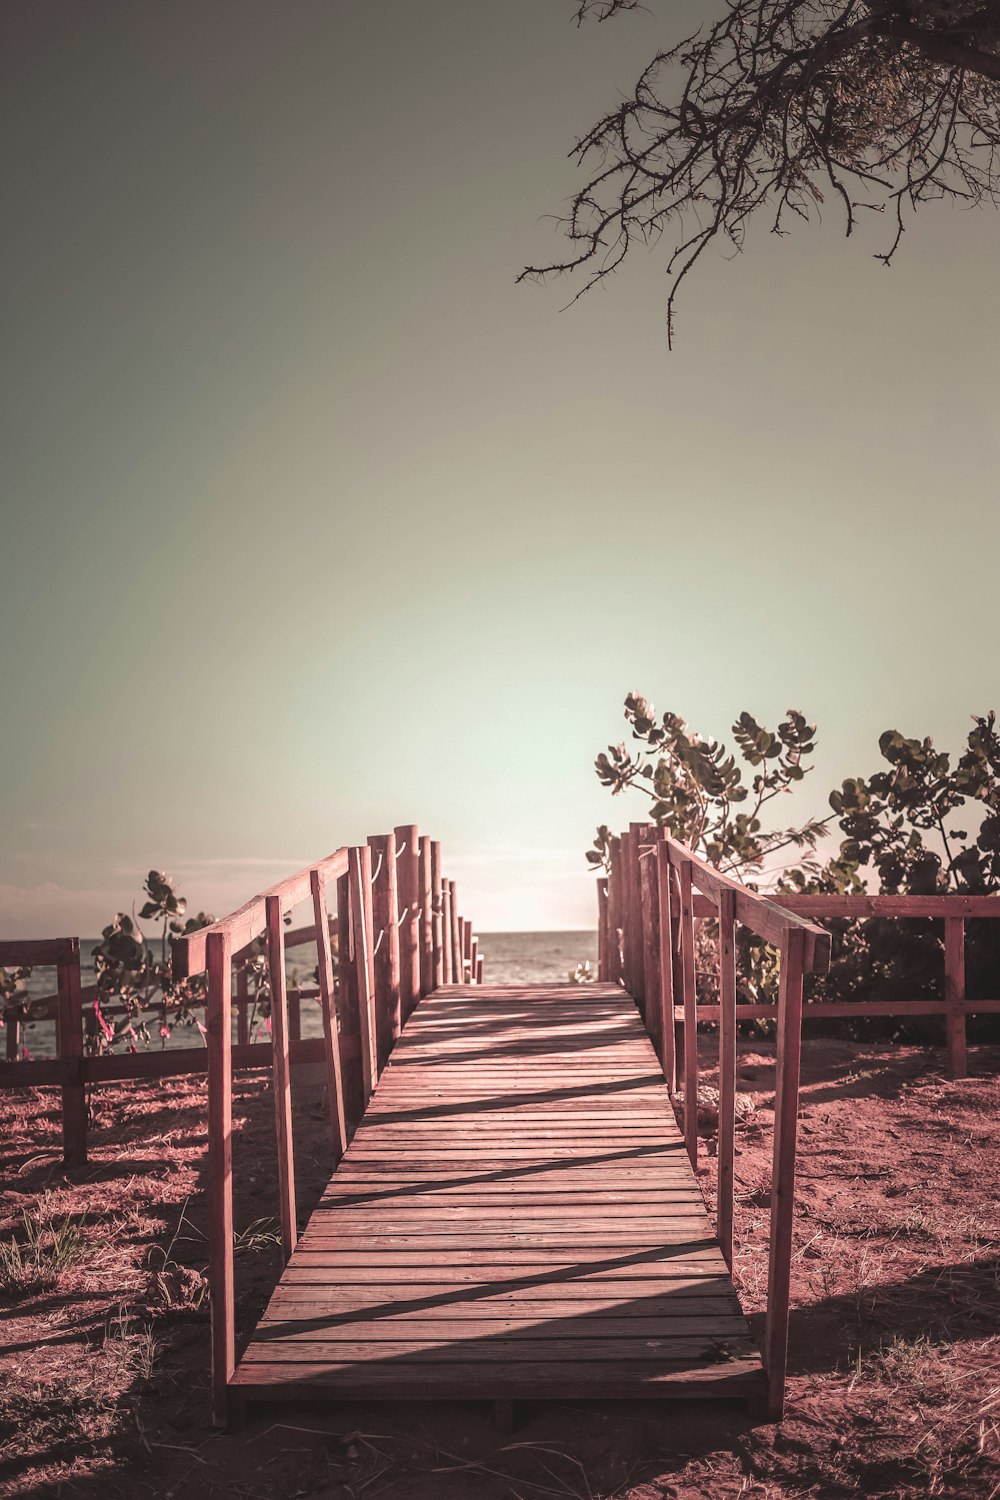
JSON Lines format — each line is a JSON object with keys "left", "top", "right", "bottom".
{"left": 522, "top": 0, "right": 1000, "bottom": 340}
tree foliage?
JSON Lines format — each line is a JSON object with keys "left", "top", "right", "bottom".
{"left": 521, "top": 0, "right": 1000, "bottom": 339}
{"left": 592, "top": 694, "right": 1000, "bottom": 1028}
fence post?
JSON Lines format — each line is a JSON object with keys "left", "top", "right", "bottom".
{"left": 717, "top": 887, "right": 737, "bottom": 1269}
{"left": 336, "top": 871, "right": 363, "bottom": 1126}
{"left": 56, "top": 941, "right": 87, "bottom": 1166}
{"left": 348, "top": 846, "right": 378, "bottom": 1102}
{"left": 608, "top": 836, "right": 623, "bottom": 986}
{"left": 639, "top": 846, "right": 662, "bottom": 1060}
{"left": 678, "top": 856, "right": 699, "bottom": 1169}
{"left": 764, "top": 925, "right": 806, "bottom": 1421}
{"left": 655, "top": 841, "right": 676, "bottom": 1093}
{"left": 461, "top": 919, "right": 473, "bottom": 986}
{"left": 418, "top": 835, "right": 434, "bottom": 998}
{"left": 206, "top": 929, "right": 234, "bottom": 1429}
{"left": 442, "top": 882, "right": 454, "bottom": 983}
{"left": 470, "top": 936, "right": 479, "bottom": 983}
{"left": 450, "top": 882, "right": 462, "bottom": 984}
{"left": 476, "top": 954, "right": 484, "bottom": 983}
{"left": 368, "top": 832, "right": 401, "bottom": 1069}
{"left": 944, "top": 917, "right": 968, "bottom": 1077}
{"left": 265, "top": 894, "right": 297, "bottom": 1262}
{"left": 597, "top": 878, "right": 609, "bottom": 981}
{"left": 394, "top": 824, "right": 421, "bottom": 1022}
{"left": 430, "top": 841, "right": 444, "bottom": 988}
{"left": 310, "top": 868, "right": 347, "bottom": 1159}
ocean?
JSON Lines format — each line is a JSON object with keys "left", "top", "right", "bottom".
{"left": 10, "top": 931, "right": 599, "bottom": 1059}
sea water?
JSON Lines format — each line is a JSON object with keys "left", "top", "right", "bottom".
{"left": 11, "top": 931, "right": 599, "bottom": 1058}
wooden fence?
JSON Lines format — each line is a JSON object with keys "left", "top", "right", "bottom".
{"left": 0, "top": 826, "right": 481, "bottom": 1175}
{"left": 596, "top": 821, "right": 1000, "bottom": 1418}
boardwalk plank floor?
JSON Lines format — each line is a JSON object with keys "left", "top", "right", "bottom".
{"left": 233, "top": 984, "right": 766, "bottom": 1405}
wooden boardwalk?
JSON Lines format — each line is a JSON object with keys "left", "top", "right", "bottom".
{"left": 234, "top": 983, "right": 765, "bottom": 1407}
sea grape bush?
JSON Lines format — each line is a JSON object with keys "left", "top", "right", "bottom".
{"left": 89, "top": 871, "right": 213, "bottom": 1053}
{"left": 592, "top": 696, "right": 1000, "bottom": 1033}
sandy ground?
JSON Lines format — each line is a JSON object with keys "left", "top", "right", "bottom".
{"left": 1, "top": 1036, "right": 998, "bottom": 1500}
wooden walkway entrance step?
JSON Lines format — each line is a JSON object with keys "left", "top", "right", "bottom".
{"left": 233, "top": 983, "right": 766, "bottom": 1407}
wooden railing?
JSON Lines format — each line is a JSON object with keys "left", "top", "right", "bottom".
{"left": 597, "top": 820, "right": 1000, "bottom": 1418}
{"left": 167, "top": 825, "right": 478, "bottom": 1428}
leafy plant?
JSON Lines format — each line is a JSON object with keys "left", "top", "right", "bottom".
{"left": 592, "top": 695, "right": 1000, "bottom": 1035}
{"left": 90, "top": 873, "right": 213, "bottom": 1053}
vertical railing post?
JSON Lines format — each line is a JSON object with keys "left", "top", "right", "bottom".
{"left": 206, "top": 929, "right": 234, "bottom": 1429}
{"left": 418, "top": 835, "right": 434, "bottom": 997}
{"left": 475, "top": 954, "right": 484, "bottom": 983}
{"left": 624, "top": 826, "right": 641, "bottom": 1004}
{"left": 336, "top": 870, "right": 362, "bottom": 1125}
{"left": 394, "top": 824, "right": 421, "bottom": 1022}
{"left": 655, "top": 841, "right": 676, "bottom": 1093}
{"left": 348, "top": 846, "right": 378, "bottom": 1103}
{"left": 368, "top": 832, "right": 401, "bottom": 1069}
{"left": 430, "top": 841, "right": 444, "bottom": 989}
{"left": 310, "top": 868, "right": 347, "bottom": 1159}
{"left": 639, "top": 845, "right": 662, "bottom": 1060}
{"left": 607, "top": 836, "right": 623, "bottom": 986}
{"left": 461, "top": 919, "right": 473, "bottom": 986}
{"left": 717, "top": 887, "right": 737, "bottom": 1269}
{"left": 764, "top": 925, "right": 806, "bottom": 1421}
{"left": 442, "top": 882, "right": 455, "bottom": 983}
{"left": 470, "top": 936, "right": 479, "bottom": 983}
{"left": 597, "top": 877, "right": 609, "bottom": 981}
{"left": 944, "top": 916, "right": 968, "bottom": 1077}
{"left": 265, "top": 894, "right": 297, "bottom": 1262}
{"left": 678, "top": 856, "right": 699, "bottom": 1169}
{"left": 449, "top": 882, "right": 462, "bottom": 984}
{"left": 56, "top": 940, "right": 87, "bottom": 1166}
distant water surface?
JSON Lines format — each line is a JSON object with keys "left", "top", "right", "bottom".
{"left": 12, "top": 931, "right": 599, "bottom": 1058}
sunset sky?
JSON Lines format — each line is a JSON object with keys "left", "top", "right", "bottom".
{"left": 2, "top": 1, "right": 997, "bottom": 936}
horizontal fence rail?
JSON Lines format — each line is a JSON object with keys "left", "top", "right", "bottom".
{"left": 596, "top": 822, "right": 1000, "bottom": 1421}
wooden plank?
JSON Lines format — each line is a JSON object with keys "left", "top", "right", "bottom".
{"left": 55, "top": 945, "right": 87, "bottom": 1165}
{"left": 230, "top": 978, "right": 762, "bottom": 1410}
{"left": 0, "top": 938, "right": 77, "bottom": 966}
{"left": 266, "top": 894, "right": 298, "bottom": 1263}
{"left": 311, "top": 868, "right": 347, "bottom": 1158}
{"left": 773, "top": 893, "right": 1000, "bottom": 918}
{"left": 206, "top": 930, "right": 234, "bottom": 1429}
{"left": 369, "top": 833, "right": 401, "bottom": 1069}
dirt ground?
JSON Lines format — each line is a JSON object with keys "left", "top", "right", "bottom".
{"left": 1, "top": 1037, "right": 998, "bottom": 1500}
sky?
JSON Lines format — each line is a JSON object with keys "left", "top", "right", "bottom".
{"left": 2, "top": 1, "right": 998, "bottom": 937}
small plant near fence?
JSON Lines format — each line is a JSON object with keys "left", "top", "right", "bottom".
{"left": 88, "top": 871, "right": 214, "bottom": 1054}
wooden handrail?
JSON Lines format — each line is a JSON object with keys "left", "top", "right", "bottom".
{"left": 172, "top": 847, "right": 350, "bottom": 979}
